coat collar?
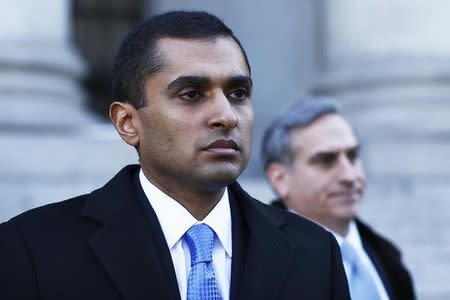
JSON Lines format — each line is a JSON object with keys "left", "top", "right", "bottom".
{"left": 228, "top": 183, "right": 296, "bottom": 300}
{"left": 356, "top": 219, "right": 399, "bottom": 300}
{"left": 81, "top": 165, "right": 180, "bottom": 300}
{"left": 80, "top": 165, "right": 296, "bottom": 299}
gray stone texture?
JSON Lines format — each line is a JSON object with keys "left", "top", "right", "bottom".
{"left": 0, "top": 0, "right": 136, "bottom": 220}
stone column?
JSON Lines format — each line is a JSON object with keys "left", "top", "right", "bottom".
{"left": 0, "top": 0, "right": 136, "bottom": 221}
{"left": 313, "top": 1, "right": 450, "bottom": 299}
{"left": 0, "top": 0, "right": 87, "bottom": 128}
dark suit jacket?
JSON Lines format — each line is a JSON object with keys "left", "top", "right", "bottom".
{"left": 0, "top": 165, "right": 350, "bottom": 299}
{"left": 271, "top": 200, "right": 416, "bottom": 300}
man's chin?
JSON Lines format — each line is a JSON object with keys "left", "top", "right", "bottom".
{"left": 336, "top": 209, "right": 358, "bottom": 221}
{"left": 199, "top": 166, "right": 244, "bottom": 188}
{"left": 211, "top": 170, "right": 241, "bottom": 184}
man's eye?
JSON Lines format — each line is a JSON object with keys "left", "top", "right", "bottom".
{"left": 347, "top": 150, "right": 359, "bottom": 164}
{"left": 316, "top": 154, "right": 336, "bottom": 168}
{"left": 179, "top": 90, "right": 201, "bottom": 101}
{"left": 229, "top": 89, "right": 248, "bottom": 101}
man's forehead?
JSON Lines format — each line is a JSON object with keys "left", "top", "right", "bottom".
{"left": 293, "top": 137, "right": 359, "bottom": 158}
{"left": 154, "top": 36, "right": 250, "bottom": 75}
{"left": 290, "top": 115, "right": 359, "bottom": 155}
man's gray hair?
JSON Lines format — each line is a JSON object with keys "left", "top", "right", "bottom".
{"left": 261, "top": 97, "right": 341, "bottom": 170}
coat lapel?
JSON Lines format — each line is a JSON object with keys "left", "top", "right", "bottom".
{"left": 81, "top": 165, "right": 180, "bottom": 300}
{"left": 228, "top": 183, "right": 295, "bottom": 299}
{"left": 80, "top": 167, "right": 297, "bottom": 299}
{"left": 357, "top": 219, "right": 397, "bottom": 300}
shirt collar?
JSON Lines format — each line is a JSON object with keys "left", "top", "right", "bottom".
{"left": 344, "top": 220, "right": 364, "bottom": 250}
{"left": 327, "top": 220, "right": 363, "bottom": 251}
{"left": 139, "top": 169, "right": 232, "bottom": 257}
{"left": 286, "top": 208, "right": 362, "bottom": 249}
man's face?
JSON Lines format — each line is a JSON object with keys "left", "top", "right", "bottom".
{"left": 136, "top": 37, "right": 253, "bottom": 192}
{"left": 282, "top": 114, "right": 365, "bottom": 227}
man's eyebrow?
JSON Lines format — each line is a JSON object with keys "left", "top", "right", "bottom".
{"left": 347, "top": 145, "right": 360, "bottom": 153}
{"left": 166, "top": 76, "right": 210, "bottom": 91}
{"left": 226, "top": 75, "right": 253, "bottom": 89}
{"left": 309, "top": 150, "right": 338, "bottom": 161}
{"left": 309, "top": 145, "right": 360, "bottom": 160}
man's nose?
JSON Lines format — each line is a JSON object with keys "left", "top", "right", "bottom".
{"left": 207, "top": 92, "right": 238, "bottom": 129}
{"left": 337, "top": 157, "right": 358, "bottom": 184}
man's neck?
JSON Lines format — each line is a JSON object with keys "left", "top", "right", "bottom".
{"left": 176, "top": 189, "right": 225, "bottom": 220}
{"left": 287, "top": 206, "right": 351, "bottom": 237}
{"left": 141, "top": 168, "right": 226, "bottom": 220}
{"left": 324, "top": 219, "right": 351, "bottom": 237}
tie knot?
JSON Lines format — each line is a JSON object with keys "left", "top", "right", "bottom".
{"left": 183, "top": 224, "right": 215, "bottom": 265}
{"left": 340, "top": 241, "right": 360, "bottom": 269}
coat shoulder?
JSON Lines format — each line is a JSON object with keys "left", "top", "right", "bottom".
{"left": 2, "top": 194, "right": 89, "bottom": 230}
{"left": 2, "top": 164, "right": 140, "bottom": 232}
{"left": 231, "top": 183, "right": 334, "bottom": 243}
{"left": 356, "top": 219, "right": 401, "bottom": 257}
{"left": 265, "top": 200, "right": 333, "bottom": 240}
{"left": 0, "top": 194, "right": 92, "bottom": 258}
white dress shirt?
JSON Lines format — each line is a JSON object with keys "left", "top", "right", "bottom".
{"left": 330, "top": 221, "right": 390, "bottom": 300}
{"left": 139, "top": 170, "right": 232, "bottom": 300}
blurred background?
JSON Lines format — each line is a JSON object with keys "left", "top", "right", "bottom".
{"left": 1, "top": 0, "right": 449, "bottom": 298}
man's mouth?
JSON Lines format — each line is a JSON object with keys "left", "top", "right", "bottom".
{"left": 330, "top": 189, "right": 362, "bottom": 201}
{"left": 203, "top": 139, "right": 240, "bottom": 154}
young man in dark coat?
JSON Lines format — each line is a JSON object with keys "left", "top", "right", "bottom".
{"left": 0, "top": 12, "right": 349, "bottom": 300}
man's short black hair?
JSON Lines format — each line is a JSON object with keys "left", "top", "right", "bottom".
{"left": 112, "top": 10, "right": 251, "bottom": 109}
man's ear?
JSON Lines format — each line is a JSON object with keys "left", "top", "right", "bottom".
{"left": 109, "top": 102, "right": 140, "bottom": 147}
{"left": 266, "top": 163, "right": 291, "bottom": 199}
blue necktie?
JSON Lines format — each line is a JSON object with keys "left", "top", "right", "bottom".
{"left": 183, "top": 224, "right": 222, "bottom": 300}
{"left": 340, "top": 241, "right": 381, "bottom": 300}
